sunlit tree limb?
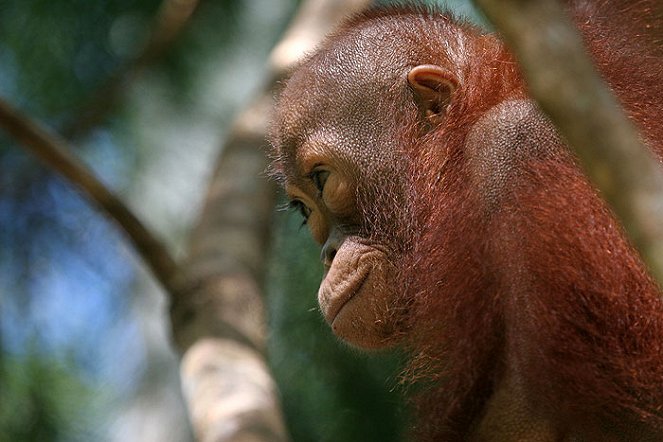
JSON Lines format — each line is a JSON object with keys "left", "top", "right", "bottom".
{"left": 474, "top": 0, "right": 663, "bottom": 285}
{"left": 172, "top": 0, "right": 373, "bottom": 440}
{"left": 0, "top": 97, "right": 179, "bottom": 293}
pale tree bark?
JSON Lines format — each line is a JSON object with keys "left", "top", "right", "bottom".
{"left": 170, "top": 1, "right": 372, "bottom": 441}
{"left": 473, "top": 0, "right": 663, "bottom": 284}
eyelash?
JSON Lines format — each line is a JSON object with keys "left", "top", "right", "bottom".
{"left": 307, "top": 170, "right": 329, "bottom": 196}
{"left": 288, "top": 199, "right": 311, "bottom": 226}
{"left": 284, "top": 170, "right": 328, "bottom": 227}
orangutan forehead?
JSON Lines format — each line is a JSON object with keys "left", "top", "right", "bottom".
{"left": 269, "top": 17, "right": 425, "bottom": 183}
{"left": 272, "top": 107, "right": 397, "bottom": 191}
{"left": 274, "top": 122, "right": 360, "bottom": 173}
{"left": 273, "top": 72, "right": 388, "bottom": 161}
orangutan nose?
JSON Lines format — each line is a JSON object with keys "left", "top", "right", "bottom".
{"left": 320, "top": 227, "right": 344, "bottom": 267}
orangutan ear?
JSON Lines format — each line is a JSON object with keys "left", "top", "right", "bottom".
{"left": 407, "top": 64, "right": 458, "bottom": 124}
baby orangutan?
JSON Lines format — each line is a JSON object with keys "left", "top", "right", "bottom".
{"left": 270, "top": 1, "right": 663, "bottom": 440}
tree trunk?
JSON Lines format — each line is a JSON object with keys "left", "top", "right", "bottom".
{"left": 170, "top": 1, "right": 372, "bottom": 440}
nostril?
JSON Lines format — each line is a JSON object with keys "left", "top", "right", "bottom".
{"left": 321, "top": 228, "right": 345, "bottom": 267}
{"left": 321, "top": 243, "right": 337, "bottom": 266}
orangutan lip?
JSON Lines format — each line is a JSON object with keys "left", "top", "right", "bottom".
{"left": 327, "top": 267, "right": 370, "bottom": 324}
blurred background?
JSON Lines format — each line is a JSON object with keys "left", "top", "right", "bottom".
{"left": 0, "top": 0, "right": 479, "bottom": 440}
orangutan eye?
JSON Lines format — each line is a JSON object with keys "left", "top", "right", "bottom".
{"left": 289, "top": 199, "right": 312, "bottom": 225}
{"left": 309, "top": 169, "right": 330, "bottom": 194}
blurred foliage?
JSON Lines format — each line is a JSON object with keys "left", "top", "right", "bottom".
{"left": 0, "top": 0, "right": 161, "bottom": 118}
{"left": 0, "top": 355, "right": 100, "bottom": 442}
{"left": 0, "top": 0, "right": 245, "bottom": 440}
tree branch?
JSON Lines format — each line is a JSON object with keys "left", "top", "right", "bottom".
{"left": 0, "top": 97, "right": 179, "bottom": 293}
{"left": 171, "top": 0, "right": 373, "bottom": 440}
{"left": 473, "top": 0, "right": 663, "bottom": 284}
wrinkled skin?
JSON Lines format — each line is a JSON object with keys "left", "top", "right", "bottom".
{"left": 270, "top": 2, "right": 663, "bottom": 440}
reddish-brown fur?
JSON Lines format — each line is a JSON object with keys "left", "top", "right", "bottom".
{"left": 395, "top": 1, "right": 663, "bottom": 439}
{"left": 271, "top": 1, "right": 663, "bottom": 439}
